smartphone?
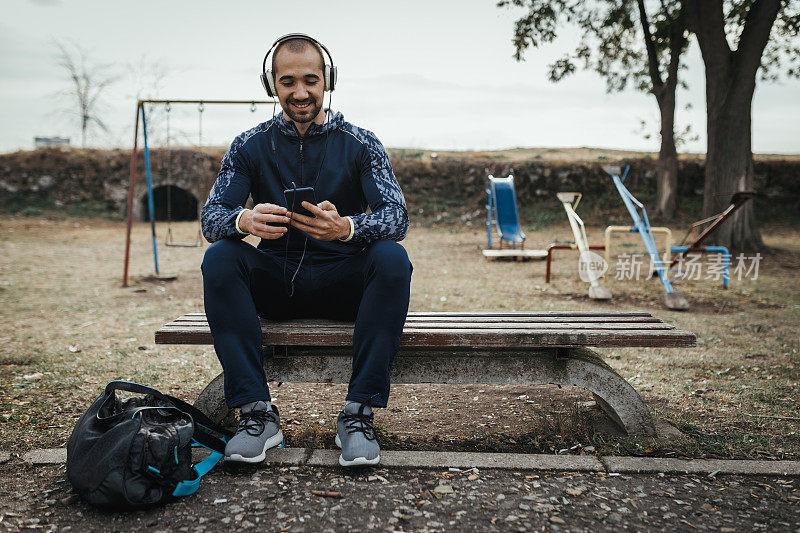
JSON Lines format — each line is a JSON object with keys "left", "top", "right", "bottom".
{"left": 284, "top": 187, "right": 317, "bottom": 218}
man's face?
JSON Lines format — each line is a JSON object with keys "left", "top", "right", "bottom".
{"left": 273, "top": 46, "right": 325, "bottom": 124}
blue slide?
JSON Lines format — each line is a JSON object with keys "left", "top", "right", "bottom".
{"left": 487, "top": 175, "right": 526, "bottom": 248}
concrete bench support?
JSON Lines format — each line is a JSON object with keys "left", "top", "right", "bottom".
{"left": 193, "top": 346, "right": 656, "bottom": 437}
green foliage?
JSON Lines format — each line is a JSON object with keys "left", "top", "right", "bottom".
{"left": 497, "top": 0, "right": 688, "bottom": 94}
{"left": 723, "top": 0, "right": 800, "bottom": 81}
{"left": 499, "top": 1, "right": 799, "bottom": 89}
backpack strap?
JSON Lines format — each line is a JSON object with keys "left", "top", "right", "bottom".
{"left": 105, "top": 380, "right": 164, "bottom": 398}
{"left": 104, "top": 381, "right": 233, "bottom": 453}
{"left": 163, "top": 393, "right": 233, "bottom": 439}
{"left": 171, "top": 449, "right": 224, "bottom": 497}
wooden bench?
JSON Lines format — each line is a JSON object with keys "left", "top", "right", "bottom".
{"left": 155, "top": 311, "right": 695, "bottom": 437}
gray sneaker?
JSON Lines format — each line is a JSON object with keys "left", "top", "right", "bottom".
{"left": 335, "top": 401, "right": 380, "bottom": 467}
{"left": 224, "top": 401, "right": 283, "bottom": 463}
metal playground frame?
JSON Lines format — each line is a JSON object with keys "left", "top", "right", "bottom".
{"left": 606, "top": 166, "right": 689, "bottom": 310}
{"left": 553, "top": 192, "right": 611, "bottom": 300}
{"left": 121, "top": 99, "right": 277, "bottom": 287}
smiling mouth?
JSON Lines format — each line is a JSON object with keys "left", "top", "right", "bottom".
{"left": 291, "top": 100, "right": 313, "bottom": 110}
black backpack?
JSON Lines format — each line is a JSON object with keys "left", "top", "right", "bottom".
{"left": 66, "top": 381, "right": 233, "bottom": 510}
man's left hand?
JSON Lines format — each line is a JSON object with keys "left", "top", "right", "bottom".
{"left": 287, "top": 200, "right": 351, "bottom": 241}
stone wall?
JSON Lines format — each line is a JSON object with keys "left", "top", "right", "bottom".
{"left": 1, "top": 147, "right": 797, "bottom": 223}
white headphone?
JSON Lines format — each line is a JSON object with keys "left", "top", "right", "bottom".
{"left": 260, "top": 33, "right": 337, "bottom": 97}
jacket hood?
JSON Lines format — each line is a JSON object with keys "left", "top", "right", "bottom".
{"left": 274, "top": 110, "right": 344, "bottom": 138}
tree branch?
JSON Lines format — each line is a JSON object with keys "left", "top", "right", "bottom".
{"left": 637, "top": 0, "right": 665, "bottom": 93}
{"left": 735, "top": 0, "right": 782, "bottom": 80}
{"left": 684, "top": 0, "right": 730, "bottom": 67}
{"left": 665, "top": 5, "right": 688, "bottom": 91}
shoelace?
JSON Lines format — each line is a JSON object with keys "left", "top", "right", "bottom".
{"left": 340, "top": 394, "right": 379, "bottom": 441}
{"left": 238, "top": 408, "right": 278, "bottom": 437}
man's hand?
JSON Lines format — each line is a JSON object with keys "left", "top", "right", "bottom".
{"left": 287, "top": 200, "right": 351, "bottom": 241}
{"left": 238, "top": 203, "right": 290, "bottom": 239}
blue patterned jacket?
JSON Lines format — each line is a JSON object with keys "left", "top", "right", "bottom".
{"left": 201, "top": 111, "right": 409, "bottom": 254}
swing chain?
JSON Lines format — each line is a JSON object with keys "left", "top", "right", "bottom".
{"left": 165, "top": 102, "right": 174, "bottom": 244}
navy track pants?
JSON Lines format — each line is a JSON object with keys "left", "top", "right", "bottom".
{"left": 201, "top": 239, "right": 412, "bottom": 409}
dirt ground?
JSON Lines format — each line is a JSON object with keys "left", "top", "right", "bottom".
{"left": 1, "top": 459, "right": 799, "bottom": 532}
{"left": 0, "top": 216, "right": 799, "bottom": 459}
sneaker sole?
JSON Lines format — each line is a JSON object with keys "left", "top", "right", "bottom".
{"left": 225, "top": 430, "right": 284, "bottom": 463}
{"left": 334, "top": 434, "right": 380, "bottom": 467}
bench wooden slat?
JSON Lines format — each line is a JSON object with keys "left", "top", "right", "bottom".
{"left": 156, "top": 328, "right": 695, "bottom": 348}
{"left": 171, "top": 316, "right": 665, "bottom": 325}
{"left": 155, "top": 312, "right": 696, "bottom": 348}
{"left": 159, "top": 322, "right": 675, "bottom": 332}
{"left": 179, "top": 311, "right": 655, "bottom": 318}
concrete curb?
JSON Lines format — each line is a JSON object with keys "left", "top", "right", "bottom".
{"left": 379, "top": 451, "right": 604, "bottom": 472}
{"left": 22, "top": 448, "right": 66, "bottom": 465}
{"left": 11, "top": 447, "right": 800, "bottom": 476}
{"left": 601, "top": 456, "right": 800, "bottom": 476}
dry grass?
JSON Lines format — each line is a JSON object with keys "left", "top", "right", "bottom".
{"left": 1, "top": 215, "right": 798, "bottom": 458}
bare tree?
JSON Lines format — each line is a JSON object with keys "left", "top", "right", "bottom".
{"left": 55, "top": 40, "right": 117, "bottom": 147}
{"left": 127, "top": 55, "right": 171, "bottom": 146}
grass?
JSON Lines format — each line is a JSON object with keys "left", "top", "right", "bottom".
{"left": 0, "top": 214, "right": 798, "bottom": 459}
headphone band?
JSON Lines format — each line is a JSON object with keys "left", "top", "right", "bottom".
{"left": 261, "top": 33, "right": 335, "bottom": 78}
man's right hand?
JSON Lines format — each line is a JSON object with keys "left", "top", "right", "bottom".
{"left": 238, "top": 204, "right": 290, "bottom": 239}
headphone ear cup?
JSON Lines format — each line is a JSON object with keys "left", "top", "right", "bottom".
{"left": 261, "top": 70, "right": 278, "bottom": 98}
{"left": 258, "top": 73, "right": 272, "bottom": 96}
{"left": 323, "top": 65, "right": 331, "bottom": 92}
{"left": 328, "top": 66, "right": 337, "bottom": 92}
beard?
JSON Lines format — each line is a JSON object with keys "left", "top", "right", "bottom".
{"left": 283, "top": 97, "right": 323, "bottom": 124}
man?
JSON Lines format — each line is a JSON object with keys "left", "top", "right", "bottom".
{"left": 200, "top": 34, "right": 412, "bottom": 467}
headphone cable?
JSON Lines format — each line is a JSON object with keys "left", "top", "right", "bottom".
{"left": 271, "top": 100, "right": 332, "bottom": 297}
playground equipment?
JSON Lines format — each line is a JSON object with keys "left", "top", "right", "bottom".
{"left": 122, "top": 99, "right": 277, "bottom": 287}
{"left": 549, "top": 192, "right": 611, "bottom": 300}
{"left": 669, "top": 191, "right": 755, "bottom": 269}
{"left": 606, "top": 166, "right": 689, "bottom": 310}
{"left": 659, "top": 190, "right": 753, "bottom": 290}
{"left": 669, "top": 246, "right": 730, "bottom": 288}
{"left": 604, "top": 226, "right": 672, "bottom": 265}
{"left": 545, "top": 244, "right": 605, "bottom": 282}
{"left": 483, "top": 174, "right": 546, "bottom": 260}
{"left": 163, "top": 102, "right": 202, "bottom": 248}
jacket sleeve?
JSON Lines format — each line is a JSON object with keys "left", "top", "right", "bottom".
{"left": 201, "top": 134, "right": 253, "bottom": 243}
{"left": 348, "top": 131, "right": 409, "bottom": 245}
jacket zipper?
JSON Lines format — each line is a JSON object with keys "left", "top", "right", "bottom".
{"left": 299, "top": 138, "right": 304, "bottom": 184}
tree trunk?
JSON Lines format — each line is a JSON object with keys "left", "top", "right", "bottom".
{"left": 637, "top": 0, "right": 685, "bottom": 221}
{"left": 654, "top": 90, "right": 679, "bottom": 219}
{"left": 703, "top": 84, "right": 763, "bottom": 252}
{"left": 685, "top": 0, "right": 779, "bottom": 254}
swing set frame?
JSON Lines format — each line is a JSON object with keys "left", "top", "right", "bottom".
{"left": 122, "top": 99, "right": 277, "bottom": 287}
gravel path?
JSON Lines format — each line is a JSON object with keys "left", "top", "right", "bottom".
{"left": 1, "top": 459, "right": 797, "bottom": 532}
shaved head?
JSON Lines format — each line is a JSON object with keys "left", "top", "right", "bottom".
{"left": 272, "top": 37, "right": 325, "bottom": 76}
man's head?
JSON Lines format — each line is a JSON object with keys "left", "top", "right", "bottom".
{"left": 272, "top": 37, "right": 327, "bottom": 124}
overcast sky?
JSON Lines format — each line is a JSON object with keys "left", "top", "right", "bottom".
{"left": 1, "top": 0, "right": 798, "bottom": 154}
